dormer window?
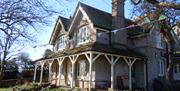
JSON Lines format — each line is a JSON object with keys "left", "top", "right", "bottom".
{"left": 58, "top": 35, "right": 67, "bottom": 50}
{"left": 77, "top": 26, "right": 89, "bottom": 44}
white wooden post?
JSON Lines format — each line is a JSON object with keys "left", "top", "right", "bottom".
{"left": 33, "top": 64, "right": 37, "bottom": 83}
{"left": 71, "top": 62, "right": 75, "bottom": 87}
{"left": 123, "top": 57, "right": 136, "bottom": 91}
{"left": 49, "top": 61, "right": 53, "bottom": 83}
{"left": 111, "top": 63, "right": 114, "bottom": 88}
{"left": 105, "top": 55, "right": 120, "bottom": 89}
{"left": 129, "top": 64, "right": 132, "bottom": 91}
{"left": 40, "top": 62, "right": 45, "bottom": 84}
{"left": 58, "top": 57, "right": 64, "bottom": 86}
{"left": 69, "top": 55, "right": 79, "bottom": 88}
{"left": 49, "top": 63, "right": 51, "bottom": 82}
{"left": 85, "top": 52, "right": 100, "bottom": 91}
{"left": 58, "top": 65, "right": 61, "bottom": 86}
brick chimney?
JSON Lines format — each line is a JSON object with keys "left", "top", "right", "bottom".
{"left": 111, "top": 0, "right": 127, "bottom": 48}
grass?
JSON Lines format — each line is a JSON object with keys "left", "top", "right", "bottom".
{"left": 0, "top": 87, "right": 12, "bottom": 91}
{"left": 0, "top": 82, "right": 34, "bottom": 91}
{"left": 0, "top": 83, "right": 81, "bottom": 91}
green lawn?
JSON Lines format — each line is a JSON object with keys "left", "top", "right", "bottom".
{"left": 0, "top": 83, "right": 34, "bottom": 91}
{"left": 0, "top": 84, "right": 81, "bottom": 91}
{"left": 0, "top": 88, "right": 12, "bottom": 91}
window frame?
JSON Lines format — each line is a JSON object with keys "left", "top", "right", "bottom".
{"left": 77, "top": 26, "right": 90, "bottom": 45}
{"left": 57, "top": 35, "right": 67, "bottom": 50}
{"left": 158, "top": 59, "right": 165, "bottom": 76}
{"left": 155, "top": 32, "right": 164, "bottom": 49}
{"left": 77, "top": 60, "right": 86, "bottom": 78}
{"left": 174, "top": 64, "right": 180, "bottom": 74}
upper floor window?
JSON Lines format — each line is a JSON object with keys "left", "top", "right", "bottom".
{"left": 58, "top": 35, "right": 67, "bottom": 49}
{"left": 155, "top": 32, "right": 164, "bottom": 49}
{"left": 77, "top": 26, "right": 90, "bottom": 44}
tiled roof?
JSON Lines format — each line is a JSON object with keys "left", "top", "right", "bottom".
{"left": 40, "top": 43, "right": 145, "bottom": 61}
{"left": 79, "top": 2, "right": 113, "bottom": 30}
{"left": 59, "top": 16, "right": 70, "bottom": 31}
{"left": 58, "top": 2, "right": 146, "bottom": 36}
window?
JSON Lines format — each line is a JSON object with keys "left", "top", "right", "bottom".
{"left": 174, "top": 64, "right": 180, "bottom": 74}
{"left": 58, "top": 35, "right": 67, "bottom": 49}
{"left": 159, "top": 59, "right": 165, "bottom": 76}
{"left": 174, "top": 66, "right": 177, "bottom": 74}
{"left": 77, "top": 26, "right": 89, "bottom": 44}
{"left": 173, "top": 64, "right": 180, "bottom": 80}
{"left": 77, "top": 60, "right": 86, "bottom": 77}
{"left": 155, "top": 32, "right": 164, "bottom": 49}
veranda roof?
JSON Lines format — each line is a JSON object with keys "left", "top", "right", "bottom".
{"left": 36, "top": 43, "right": 145, "bottom": 61}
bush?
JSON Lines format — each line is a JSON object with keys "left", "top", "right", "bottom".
{"left": 153, "top": 77, "right": 172, "bottom": 91}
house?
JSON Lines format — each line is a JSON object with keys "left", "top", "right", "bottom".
{"left": 33, "top": 0, "right": 171, "bottom": 91}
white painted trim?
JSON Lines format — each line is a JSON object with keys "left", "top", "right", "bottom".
{"left": 94, "top": 26, "right": 110, "bottom": 32}
{"left": 113, "top": 56, "right": 120, "bottom": 65}
{"left": 123, "top": 57, "right": 137, "bottom": 91}
{"left": 39, "top": 62, "right": 45, "bottom": 84}
{"left": 50, "top": 17, "right": 67, "bottom": 44}
{"left": 36, "top": 51, "right": 143, "bottom": 64}
{"left": 68, "top": 6, "right": 94, "bottom": 35}
{"left": 33, "top": 64, "right": 37, "bottom": 83}
{"left": 92, "top": 54, "right": 101, "bottom": 63}
{"left": 105, "top": 55, "right": 112, "bottom": 64}
{"left": 69, "top": 55, "right": 79, "bottom": 88}
{"left": 104, "top": 55, "right": 120, "bottom": 88}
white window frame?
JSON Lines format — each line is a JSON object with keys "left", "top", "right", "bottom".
{"left": 158, "top": 59, "right": 165, "bottom": 76}
{"left": 155, "top": 32, "right": 164, "bottom": 49}
{"left": 173, "top": 64, "right": 180, "bottom": 80}
{"left": 77, "top": 60, "right": 86, "bottom": 79}
{"left": 58, "top": 35, "right": 67, "bottom": 50}
{"left": 77, "top": 26, "right": 90, "bottom": 45}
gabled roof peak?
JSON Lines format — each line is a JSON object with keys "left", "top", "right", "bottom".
{"left": 76, "top": 2, "right": 113, "bottom": 30}
{"left": 58, "top": 16, "right": 70, "bottom": 31}
{"left": 78, "top": 2, "right": 111, "bottom": 15}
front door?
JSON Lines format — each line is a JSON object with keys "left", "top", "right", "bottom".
{"left": 174, "top": 64, "right": 180, "bottom": 80}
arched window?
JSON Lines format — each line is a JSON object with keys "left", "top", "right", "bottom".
{"left": 58, "top": 35, "right": 67, "bottom": 49}
{"left": 77, "top": 26, "right": 89, "bottom": 44}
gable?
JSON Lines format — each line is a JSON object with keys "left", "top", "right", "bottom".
{"left": 79, "top": 3, "right": 113, "bottom": 30}
{"left": 49, "top": 16, "right": 69, "bottom": 45}
{"left": 68, "top": 3, "right": 94, "bottom": 34}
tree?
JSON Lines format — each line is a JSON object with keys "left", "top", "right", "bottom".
{"left": 17, "top": 52, "right": 35, "bottom": 73}
{"left": 17, "top": 52, "right": 32, "bottom": 67}
{"left": 0, "top": 0, "right": 72, "bottom": 80}
{"left": 131, "top": 0, "right": 180, "bottom": 10}
{"left": 43, "top": 49, "right": 53, "bottom": 58}
{"left": 130, "top": 0, "right": 180, "bottom": 81}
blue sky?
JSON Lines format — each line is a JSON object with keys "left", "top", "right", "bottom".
{"left": 28, "top": 0, "right": 133, "bottom": 60}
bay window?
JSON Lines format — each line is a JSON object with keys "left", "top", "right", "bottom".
{"left": 77, "top": 26, "right": 89, "bottom": 44}
{"left": 58, "top": 35, "right": 67, "bottom": 50}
